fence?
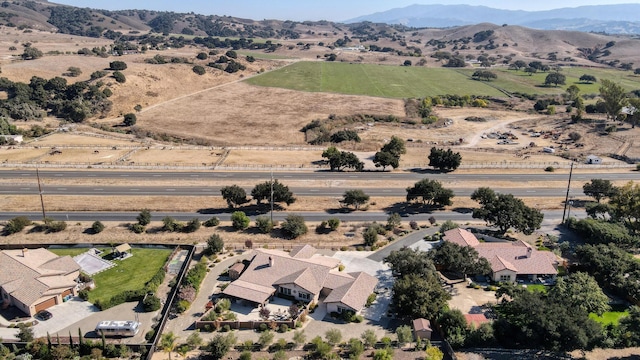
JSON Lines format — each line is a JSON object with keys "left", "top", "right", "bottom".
{"left": 194, "top": 319, "right": 296, "bottom": 331}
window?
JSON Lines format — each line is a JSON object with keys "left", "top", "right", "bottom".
{"left": 279, "top": 287, "right": 291, "bottom": 295}
{"left": 299, "top": 292, "right": 310, "bottom": 300}
{"left": 500, "top": 275, "right": 511, "bottom": 282}
{"left": 337, "top": 306, "right": 348, "bottom": 313}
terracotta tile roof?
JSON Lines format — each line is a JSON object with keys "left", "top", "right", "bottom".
{"left": 324, "top": 272, "right": 378, "bottom": 311}
{"left": 413, "top": 318, "right": 432, "bottom": 331}
{"left": 0, "top": 249, "right": 79, "bottom": 307}
{"left": 443, "top": 228, "right": 480, "bottom": 247}
{"left": 464, "top": 314, "right": 490, "bottom": 328}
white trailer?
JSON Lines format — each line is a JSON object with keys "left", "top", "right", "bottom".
{"left": 95, "top": 320, "right": 140, "bottom": 337}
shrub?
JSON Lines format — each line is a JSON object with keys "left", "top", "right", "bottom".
{"left": 162, "top": 216, "right": 182, "bottom": 232}
{"left": 328, "top": 218, "right": 340, "bottom": 230}
{"left": 279, "top": 324, "right": 288, "bottom": 333}
{"left": 130, "top": 223, "right": 145, "bottom": 233}
{"left": 231, "top": 211, "right": 250, "bottom": 230}
{"left": 113, "top": 71, "right": 126, "bottom": 83}
{"left": 143, "top": 295, "right": 161, "bottom": 312}
{"left": 204, "top": 217, "right": 220, "bottom": 227}
{"left": 137, "top": 209, "right": 151, "bottom": 225}
{"left": 109, "top": 61, "right": 127, "bottom": 70}
{"left": 91, "top": 221, "right": 104, "bottom": 234}
{"left": 4, "top": 216, "right": 31, "bottom": 235}
{"left": 366, "top": 293, "right": 376, "bottom": 307}
{"left": 206, "top": 234, "right": 224, "bottom": 255}
{"left": 545, "top": 166, "right": 555, "bottom": 172}
{"left": 123, "top": 113, "right": 137, "bottom": 126}
{"left": 193, "top": 65, "right": 206, "bottom": 75}
{"left": 183, "top": 218, "right": 201, "bottom": 233}
{"left": 281, "top": 214, "right": 308, "bottom": 238}
{"left": 176, "top": 299, "right": 191, "bottom": 313}
{"left": 255, "top": 216, "right": 274, "bottom": 234}
{"left": 78, "top": 289, "right": 89, "bottom": 300}
{"left": 183, "top": 261, "right": 208, "bottom": 291}
{"left": 145, "top": 329, "right": 155, "bottom": 341}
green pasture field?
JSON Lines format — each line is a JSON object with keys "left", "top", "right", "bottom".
{"left": 245, "top": 61, "right": 640, "bottom": 99}
{"left": 51, "top": 248, "right": 171, "bottom": 304}
{"left": 245, "top": 61, "right": 505, "bottom": 98}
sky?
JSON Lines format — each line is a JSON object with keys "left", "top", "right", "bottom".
{"left": 53, "top": 0, "right": 638, "bottom": 22}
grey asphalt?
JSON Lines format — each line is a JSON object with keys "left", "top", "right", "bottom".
{"left": 0, "top": 184, "right": 577, "bottom": 197}
{"left": 0, "top": 209, "right": 586, "bottom": 223}
{"left": 1, "top": 169, "right": 638, "bottom": 182}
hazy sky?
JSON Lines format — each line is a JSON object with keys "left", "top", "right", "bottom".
{"left": 53, "top": 1, "right": 638, "bottom": 21}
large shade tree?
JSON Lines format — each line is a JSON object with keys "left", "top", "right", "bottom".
{"left": 599, "top": 79, "right": 628, "bottom": 121}
{"left": 406, "top": 179, "right": 454, "bottom": 207}
{"left": 251, "top": 180, "right": 296, "bottom": 206}
{"left": 471, "top": 187, "right": 543, "bottom": 235}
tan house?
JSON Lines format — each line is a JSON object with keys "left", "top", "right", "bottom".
{"left": 443, "top": 228, "right": 558, "bottom": 283}
{"left": 0, "top": 248, "right": 80, "bottom": 316}
{"left": 223, "top": 245, "right": 377, "bottom": 314}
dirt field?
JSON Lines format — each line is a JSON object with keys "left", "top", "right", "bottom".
{"left": 128, "top": 148, "right": 223, "bottom": 165}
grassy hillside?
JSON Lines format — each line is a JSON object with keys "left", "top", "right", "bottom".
{"left": 246, "top": 61, "right": 640, "bottom": 98}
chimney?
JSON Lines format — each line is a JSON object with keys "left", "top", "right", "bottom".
{"left": 268, "top": 256, "right": 274, "bottom": 267}
{"left": 22, "top": 248, "right": 28, "bottom": 257}
{"left": 526, "top": 247, "right": 532, "bottom": 258}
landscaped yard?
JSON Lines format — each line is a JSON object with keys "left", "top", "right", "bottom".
{"left": 524, "top": 284, "right": 548, "bottom": 293}
{"left": 52, "top": 247, "right": 171, "bottom": 304}
{"left": 49, "top": 247, "right": 109, "bottom": 257}
{"left": 589, "top": 305, "right": 630, "bottom": 326}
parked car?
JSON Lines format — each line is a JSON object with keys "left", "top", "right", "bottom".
{"left": 35, "top": 310, "right": 53, "bottom": 321}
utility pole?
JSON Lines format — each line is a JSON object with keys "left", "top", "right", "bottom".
{"left": 561, "top": 162, "right": 574, "bottom": 224}
{"left": 270, "top": 170, "right": 274, "bottom": 224}
{"left": 36, "top": 167, "right": 46, "bottom": 222}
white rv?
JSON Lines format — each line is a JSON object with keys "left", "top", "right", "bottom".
{"left": 95, "top": 320, "right": 140, "bottom": 337}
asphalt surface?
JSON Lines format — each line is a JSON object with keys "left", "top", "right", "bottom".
{"left": 0, "top": 184, "right": 574, "bottom": 197}
{"left": 0, "top": 209, "right": 586, "bottom": 223}
{"left": 1, "top": 169, "right": 638, "bottom": 182}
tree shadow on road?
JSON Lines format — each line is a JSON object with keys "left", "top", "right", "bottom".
{"left": 197, "top": 203, "right": 284, "bottom": 215}
{"left": 382, "top": 202, "right": 437, "bottom": 216}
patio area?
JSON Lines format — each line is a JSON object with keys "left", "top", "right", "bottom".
{"left": 230, "top": 296, "right": 295, "bottom": 322}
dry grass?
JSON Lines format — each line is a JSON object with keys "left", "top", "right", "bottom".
{"left": 135, "top": 82, "right": 405, "bottom": 146}
{"left": 38, "top": 148, "right": 127, "bottom": 163}
{"left": 128, "top": 148, "right": 223, "bottom": 165}
{"left": 33, "top": 133, "right": 140, "bottom": 146}
{"left": 0, "top": 147, "right": 49, "bottom": 162}
{"left": 224, "top": 149, "right": 323, "bottom": 166}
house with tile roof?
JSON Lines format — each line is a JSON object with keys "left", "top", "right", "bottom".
{"left": 0, "top": 248, "right": 80, "bottom": 316}
{"left": 223, "top": 245, "right": 378, "bottom": 315}
{"left": 443, "top": 228, "right": 558, "bottom": 283}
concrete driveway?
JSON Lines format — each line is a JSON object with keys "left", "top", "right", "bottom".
{"left": 332, "top": 251, "right": 392, "bottom": 322}
{"left": 33, "top": 297, "right": 99, "bottom": 337}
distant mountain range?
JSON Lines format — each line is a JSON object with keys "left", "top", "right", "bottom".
{"left": 345, "top": 4, "right": 640, "bottom": 34}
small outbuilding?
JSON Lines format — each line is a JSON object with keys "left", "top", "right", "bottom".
{"left": 412, "top": 318, "right": 432, "bottom": 340}
{"left": 114, "top": 243, "right": 131, "bottom": 257}
{"left": 229, "top": 262, "right": 245, "bottom": 280}
{"left": 586, "top": 155, "right": 602, "bottom": 164}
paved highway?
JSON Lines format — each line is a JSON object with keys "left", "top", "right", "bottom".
{"left": 0, "top": 169, "right": 638, "bottom": 182}
{"left": 0, "top": 210, "right": 584, "bottom": 223}
{"left": 0, "top": 185, "right": 575, "bottom": 197}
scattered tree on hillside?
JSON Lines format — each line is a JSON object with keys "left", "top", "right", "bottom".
{"left": 544, "top": 73, "right": 566, "bottom": 87}
{"left": 341, "top": 189, "right": 370, "bottom": 210}
{"left": 428, "top": 147, "right": 462, "bottom": 171}
{"left": 22, "top": 46, "right": 42, "bottom": 60}
{"left": 471, "top": 187, "right": 543, "bottom": 235}
{"left": 123, "top": 113, "right": 137, "bottom": 126}
{"left": 599, "top": 79, "right": 628, "bottom": 121}
{"left": 472, "top": 70, "right": 497, "bottom": 81}
{"left": 579, "top": 74, "right": 597, "bottom": 83}
{"left": 109, "top": 61, "right": 128, "bottom": 70}
{"left": 251, "top": 180, "right": 295, "bottom": 206}
{"left": 583, "top": 179, "right": 617, "bottom": 203}
{"left": 406, "top": 179, "right": 454, "bottom": 208}
{"left": 220, "top": 185, "right": 249, "bottom": 208}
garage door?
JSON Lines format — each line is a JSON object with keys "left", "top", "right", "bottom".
{"left": 62, "top": 289, "right": 72, "bottom": 297}
{"left": 34, "top": 297, "right": 56, "bottom": 313}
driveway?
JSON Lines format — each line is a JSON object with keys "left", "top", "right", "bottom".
{"left": 33, "top": 297, "right": 99, "bottom": 338}
{"left": 332, "top": 251, "right": 392, "bottom": 322}
{"left": 367, "top": 228, "right": 438, "bottom": 262}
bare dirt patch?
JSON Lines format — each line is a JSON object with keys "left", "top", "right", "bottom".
{"left": 0, "top": 147, "right": 49, "bottom": 162}
{"left": 38, "top": 148, "right": 128, "bottom": 163}
{"left": 128, "top": 148, "right": 223, "bottom": 165}
{"left": 32, "top": 132, "right": 141, "bottom": 147}
{"left": 224, "top": 149, "right": 324, "bottom": 166}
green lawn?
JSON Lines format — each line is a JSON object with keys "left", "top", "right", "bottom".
{"left": 525, "top": 284, "right": 548, "bottom": 293}
{"left": 589, "top": 305, "right": 630, "bottom": 326}
{"left": 52, "top": 248, "right": 171, "bottom": 304}
{"left": 88, "top": 248, "right": 171, "bottom": 303}
{"left": 245, "top": 61, "right": 505, "bottom": 98}
{"left": 245, "top": 61, "right": 640, "bottom": 99}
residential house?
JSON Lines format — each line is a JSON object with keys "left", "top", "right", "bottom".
{"left": 443, "top": 228, "right": 558, "bottom": 283}
{"left": 223, "top": 245, "right": 377, "bottom": 314}
{"left": 0, "top": 248, "right": 80, "bottom": 316}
